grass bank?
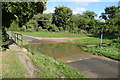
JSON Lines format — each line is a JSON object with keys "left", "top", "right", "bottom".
{"left": 14, "top": 31, "right": 92, "bottom": 38}
{"left": 68, "top": 38, "right": 119, "bottom": 61}
{"left": 2, "top": 50, "right": 26, "bottom": 78}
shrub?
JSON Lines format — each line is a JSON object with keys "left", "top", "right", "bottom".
{"left": 26, "top": 20, "right": 38, "bottom": 31}
{"left": 58, "top": 27, "right": 64, "bottom": 32}
{"left": 7, "top": 20, "right": 19, "bottom": 31}
{"left": 49, "top": 24, "right": 59, "bottom": 32}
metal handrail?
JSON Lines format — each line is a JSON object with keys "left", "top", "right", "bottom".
{"left": 9, "top": 32, "right": 23, "bottom": 45}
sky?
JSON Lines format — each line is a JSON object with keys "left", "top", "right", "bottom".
{"left": 43, "top": 0, "right": 119, "bottom": 19}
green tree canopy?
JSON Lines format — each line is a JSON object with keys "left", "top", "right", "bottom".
{"left": 99, "top": 6, "right": 119, "bottom": 20}
{"left": 52, "top": 6, "right": 72, "bottom": 30}
{"left": 2, "top": 2, "right": 46, "bottom": 28}
{"left": 83, "top": 11, "right": 97, "bottom": 19}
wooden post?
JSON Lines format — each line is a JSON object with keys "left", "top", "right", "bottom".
{"left": 21, "top": 34, "right": 23, "bottom": 45}
{"left": 17, "top": 34, "right": 18, "bottom": 45}
{"left": 100, "top": 33, "right": 103, "bottom": 48}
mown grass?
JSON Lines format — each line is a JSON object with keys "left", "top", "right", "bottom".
{"left": 68, "top": 38, "right": 112, "bottom": 46}
{"left": 2, "top": 51, "right": 26, "bottom": 78}
{"left": 68, "top": 38, "right": 119, "bottom": 61}
{"left": 14, "top": 31, "right": 92, "bottom": 37}
{"left": 27, "top": 51, "right": 88, "bottom": 79}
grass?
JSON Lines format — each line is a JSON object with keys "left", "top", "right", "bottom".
{"left": 68, "top": 38, "right": 112, "bottom": 46}
{"left": 13, "top": 31, "right": 92, "bottom": 38}
{"left": 27, "top": 51, "right": 88, "bottom": 79}
{"left": 68, "top": 38, "right": 119, "bottom": 61}
{"left": 82, "top": 44, "right": 119, "bottom": 61}
{"left": 2, "top": 50, "right": 26, "bottom": 78}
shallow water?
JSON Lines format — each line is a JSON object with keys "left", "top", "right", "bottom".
{"left": 24, "top": 43, "right": 89, "bottom": 59}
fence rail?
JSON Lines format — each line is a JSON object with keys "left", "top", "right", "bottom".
{"left": 8, "top": 32, "right": 23, "bottom": 45}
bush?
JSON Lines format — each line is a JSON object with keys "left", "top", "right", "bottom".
{"left": 26, "top": 20, "right": 38, "bottom": 32}
{"left": 7, "top": 20, "right": 19, "bottom": 31}
{"left": 58, "top": 27, "right": 64, "bottom": 32}
{"left": 49, "top": 24, "right": 59, "bottom": 32}
{"left": 112, "top": 39, "right": 120, "bottom": 43}
{"left": 78, "top": 29, "right": 88, "bottom": 34}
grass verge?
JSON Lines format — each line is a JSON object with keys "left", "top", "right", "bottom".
{"left": 68, "top": 38, "right": 112, "bottom": 46}
{"left": 27, "top": 51, "right": 88, "bottom": 79}
{"left": 2, "top": 50, "right": 26, "bottom": 78}
{"left": 68, "top": 38, "right": 119, "bottom": 61}
{"left": 14, "top": 31, "right": 92, "bottom": 38}
{"left": 82, "top": 43, "right": 119, "bottom": 61}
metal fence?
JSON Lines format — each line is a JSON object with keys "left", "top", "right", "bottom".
{"left": 8, "top": 33, "right": 23, "bottom": 45}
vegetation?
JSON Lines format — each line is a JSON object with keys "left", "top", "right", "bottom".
{"left": 68, "top": 38, "right": 119, "bottom": 61}
{"left": 1, "top": 1, "right": 119, "bottom": 78}
{"left": 2, "top": 2, "right": 46, "bottom": 50}
{"left": 14, "top": 31, "right": 91, "bottom": 37}
{"left": 6, "top": 5, "right": 120, "bottom": 36}
{"left": 2, "top": 1, "right": 120, "bottom": 50}
{"left": 68, "top": 38, "right": 112, "bottom": 46}
{"left": 82, "top": 43, "right": 119, "bottom": 61}
{"left": 2, "top": 51, "right": 26, "bottom": 78}
{"left": 52, "top": 6, "right": 73, "bottom": 31}
{"left": 27, "top": 51, "right": 87, "bottom": 78}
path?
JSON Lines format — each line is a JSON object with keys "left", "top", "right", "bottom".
{"left": 66, "top": 56, "right": 118, "bottom": 78}
{"left": 58, "top": 52, "right": 119, "bottom": 78}
{"left": 8, "top": 33, "right": 119, "bottom": 78}
{"left": 9, "top": 44, "right": 37, "bottom": 78}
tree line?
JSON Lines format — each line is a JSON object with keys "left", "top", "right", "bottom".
{"left": 1, "top": 2, "right": 120, "bottom": 50}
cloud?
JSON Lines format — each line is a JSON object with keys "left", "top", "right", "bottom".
{"left": 76, "top": 8, "right": 87, "bottom": 11}
{"left": 73, "top": 8, "right": 87, "bottom": 14}
{"left": 73, "top": 11, "right": 79, "bottom": 14}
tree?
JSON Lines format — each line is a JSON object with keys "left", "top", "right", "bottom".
{"left": 99, "top": 6, "right": 120, "bottom": 37}
{"left": 33, "top": 13, "right": 52, "bottom": 29}
{"left": 83, "top": 11, "right": 97, "bottom": 19}
{"left": 52, "top": 6, "right": 72, "bottom": 31}
{"left": 99, "top": 6, "right": 118, "bottom": 20}
{"left": 2, "top": 2, "right": 46, "bottom": 50}
{"left": 2, "top": 2, "right": 47, "bottom": 28}
{"left": 80, "top": 11, "right": 97, "bottom": 33}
